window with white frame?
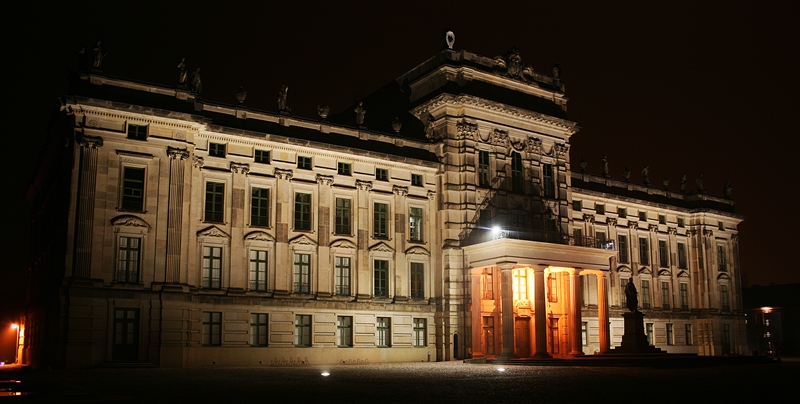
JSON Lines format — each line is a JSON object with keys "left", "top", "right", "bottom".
{"left": 335, "top": 256, "right": 351, "bottom": 296}
{"left": 202, "top": 246, "right": 222, "bottom": 289}
{"left": 117, "top": 236, "right": 141, "bottom": 283}
{"left": 337, "top": 316, "right": 352, "bottom": 347}
{"left": 249, "top": 250, "right": 268, "bottom": 291}
{"left": 250, "top": 313, "right": 268, "bottom": 346}
{"left": 376, "top": 317, "right": 391, "bottom": 347}
{"left": 413, "top": 318, "right": 426, "bottom": 347}
{"left": 294, "top": 253, "right": 310, "bottom": 293}
{"left": 409, "top": 207, "right": 423, "bottom": 242}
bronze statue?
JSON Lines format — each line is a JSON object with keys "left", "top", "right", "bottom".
{"left": 177, "top": 58, "right": 188, "bottom": 85}
{"left": 625, "top": 278, "right": 639, "bottom": 312}
{"left": 602, "top": 156, "right": 609, "bottom": 177}
{"left": 680, "top": 174, "right": 687, "bottom": 193}
{"left": 642, "top": 166, "right": 650, "bottom": 186}
{"left": 278, "top": 85, "right": 290, "bottom": 112}
{"left": 92, "top": 41, "right": 107, "bottom": 69}
{"left": 355, "top": 102, "right": 366, "bottom": 126}
{"left": 191, "top": 68, "right": 202, "bottom": 94}
{"left": 696, "top": 174, "right": 705, "bottom": 193}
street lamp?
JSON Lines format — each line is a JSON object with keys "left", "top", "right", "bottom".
{"left": 10, "top": 324, "right": 19, "bottom": 364}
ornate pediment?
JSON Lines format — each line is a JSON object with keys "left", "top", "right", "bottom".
{"left": 369, "top": 241, "right": 395, "bottom": 253}
{"left": 638, "top": 267, "right": 652, "bottom": 275}
{"left": 244, "top": 231, "right": 274, "bottom": 242}
{"left": 289, "top": 234, "right": 317, "bottom": 246}
{"left": 110, "top": 215, "right": 150, "bottom": 230}
{"left": 717, "top": 273, "right": 731, "bottom": 281}
{"left": 677, "top": 270, "right": 690, "bottom": 279}
{"left": 617, "top": 266, "right": 632, "bottom": 273}
{"left": 330, "top": 239, "right": 356, "bottom": 249}
{"left": 405, "top": 246, "right": 430, "bottom": 256}
{"left": 197, "top": 226, "right": 230, "bottom": 238}
{"left": 658, "top": 269, "right": 672, "bottom": 277}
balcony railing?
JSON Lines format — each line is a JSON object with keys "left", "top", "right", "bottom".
{"left": 463, "top": 226, "right": 615, "bottom": 251}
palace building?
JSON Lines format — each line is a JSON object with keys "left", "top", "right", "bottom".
{"left": 24, "top": 39, "right": 745, "bottom": 368}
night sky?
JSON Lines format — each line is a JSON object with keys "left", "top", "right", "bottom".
{"left": 3, "top": 1, "right": 797, "bottom": 323}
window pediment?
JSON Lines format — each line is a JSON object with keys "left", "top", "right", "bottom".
{"left": 197, "top": 225, "right": 230, "bottom": 238}
{"left": 289, "top": 234, "right": 317, "bottom": 246}
{"left": 244, "top": 231, "right": 274, "bottom": 242}
{"left": 617, "top": 266, "right": 632, "bottom": 273}
{"left": 405, "top": 246, "right": 430, "bottom": 256}
{"left": 369, "top": 241, "right": 394, "bottom": 253}
{"left": 638, "top": 267, "right": 652, "bottom": 275}
{"left": 330, "top": 239, "right": 356, "bottom": 249}
{"left": 677, "top": 270, "right": 690, "bottom": 278}
{"left": 658, "top": 270, "right": 672, "bottom": 277}
{"left": 717, "top": 273, "right": 731, "bottom": 281}
{"left": 110, "top": 214, "right": 150, "bottom": 230}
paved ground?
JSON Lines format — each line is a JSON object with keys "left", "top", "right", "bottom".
{"left": 1, "top": 358, "right": 798, "bottom": 403}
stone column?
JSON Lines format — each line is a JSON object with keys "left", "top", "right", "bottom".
{"left": 73, "top": 134, "right": 103, "bottom": 278}
{"left": 469, "top": 267, "right": 483, "bottom": 358}
{"left": 274, "top": 168, "right": 293, "bottom": 294}
{"left": 228, "top": 162, "right": 249, "bottom": 290}
{"left": 568, "top": 269, "right": 584, "bottom": 356}
{"left": 596, "top": 271, "right": 610, "bottom": 353}
{"left": 393, "top": 185, "right": 408, "bottom": 299}
{"left": 316, "top": 174, "right": 334, "bottom": 297}
{"left": 165, "top": 146, "right": 189, "bottom": 284}
{"left": 355, "top": 180, "right": 372, "bottom": 299}
{"left": 533, "top": 265, "right": 551, "bottom": 357}
{"left": 497, "top": 262, "right": 516, "bottom": 360}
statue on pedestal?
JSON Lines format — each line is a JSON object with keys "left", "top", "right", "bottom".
{"left": 625, "top": 278, "right": 639, "bottom": 312}
{"left": 177, "top": 58, "right": 188, "bottom": 85}
{"left": 680, "top": 174, "right": 687, "bottom": 193}
{"left": 602, "top": 156, "right": 609, "bottom": 177}
{"left": 355, "top": 102, "right": 366, "bottom": 126}
{"left": 642, "top": 166, "right": 650, "bottom": 186}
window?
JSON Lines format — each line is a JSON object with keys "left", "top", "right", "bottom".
{"left": 295, "top": 315, "right": 311, "bottom": 347}
{"left": 251, "top": 188, "right": 270, "bottom": 227}
{"left": 677, "top": 243, "right": 687, "bottom": 269}
{"left": 618, "top": 235, "right": 629, "bottom": 264}
{"left": 374, "top": 260, "right": 388, "bottom": 297}
{"left": 685, "top": 324, "right": 692, "bottom": 345}
{"left": 121, "top": 167, "right": 145, "bottom": 211}
{"left": 511, "top": 213, "right": 525, "bottom": 229}
{"left": 722, "top": 324, "right": 731, "bottom": 354}
{"left": 641, "top": 280, "right": 651, "bottom": 309}
{"left": 483, "top": 316, "right": 495, "bottom": 355}
{"left": 645, "top": 323, "right": 654, "bottom": 345}
{"left": 375, "top": 168, "right": 388, "bottom": 181}
{"left": 639, "top": 211, "right": 647, "bottom": 221}
{"left": 293, "top": 254, "right": 310, "bottom": 293}
{"left": 409, "top": 207, "right": 423, "bottom": 242}
{"left": 596, "top": 204, "right": 605, "bottom": 215}
{"left": 573, "top": 228, "right": 584, "bottom": 246}
{"left": 250, "top": 313, "right": 268, "bottom": 347}
{"left": 254, "top": 149, "right": 270, "bottom": 164}
{"left": 411, "top": 174, "right": 423, "bottom": 187}
{"left": 482, "top": 268, "right": 494, "bottom": 300}
{"left": 618, "top": 207, "right": 627, "bottom": 218}
{"left": 203, "top": 312, "right": 222, "bottom": 346}
{"left": 659, "top": 214, "right": 666, "bottom": 225}
{"left": 666, "top": 324, "right": 674, "bottom": 345}
{"left": 204, "top": 182, "right": 224, "bottom": 222}
{"left": 677, "top": 217, "right": 685, "bottom": 228}
{"left": 620, "top": 280, "right": 627, "bottom": 307}
{"left": 659, "top": 240, "right": 669, "bottom": 267}
{"left": 639, "top": 237, "right": 649, "bottom": 265}
{"left": 511, "top": 152, "right": 523, "bottom": 192}
{"left": 547, "top": 273, "right": 558, "bottom": 303}
{"left": 514, "top": 269, "right": 528, "bottom": 300}
{"left": 373, "top": 203, "right": 388, "bottom": 238}
{"left": 596, "top": 231, "right": 607, "bottom": 249}
{"left": 335, "top": 256, "right": 350, "bottom": 296}
{"left": 680, "top": 283, "right": 689, "bottom": 310}
{"left": 209, "top": 142, "right": 226, "bottom": 157}
{"left": 478, "top": 150, "right": 490, "bottom": 187}
{"left": 479, "top": 209, "right": 492, "bottom": 228}
{"left": 127, "top": 123, "right": 147, "bottom": 140}
{"left": 542, "top": 163, "right": 555, "bottom": 198}
{"left": 720, "top": 284, "right": 730, "bottom": 311}
{"left": 202, "top": 246, "right": 222, "bottom": 289}
{"left": 582, "top": 322, "right": 588, "bottom": 346}
{"left": 297, "top": 156, "right": 312, "bottom": 170}
{"left": 573, "top": 200, "right": 582, "bottom": 211}
{"left": 337, "top": 162, "right": 351, "bottom": 175}
{"left": 249, "top": 250, "right": 267, "bottom": 291}
{"left": 335, "top": 198, "right": 351, "bottom": 235}
{"left": 377, "top": 317, "right": 391, "bottom": 347}
{"left": 337, "top": 316, "right": 352, "bottom": 347}
{"left": 717, "top": 245, "right": 727, "bottom": 271}
{"left": 718, "top": 221, "right": 725, "bottom": 231}
{"left": 117, "top": 236, "right": 140, "bottom": 283}
{"left": 413, "top": 318, "right": 426, "bottom": 347}
{"left": 294, "top": 192, "right": 312, "bottom": 231}
{"left": 410, "top": 262, "right": 424, "bottom": 299}
{"left": 661, "top": 281, "right": 670, "bottom": 310}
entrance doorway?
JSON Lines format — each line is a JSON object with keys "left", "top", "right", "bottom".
{"left": 112, "top": 308, "right": 139, "bottom": 361}
{"left": 514, "top": 318, "right": 531, "bottom": 358}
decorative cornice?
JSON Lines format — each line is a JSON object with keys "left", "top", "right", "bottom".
{"left": 76, "top": 133, "right": 103, "bottom": 149}
{"left": 356, "top": 180, "right": 373, "bottom": 192}
{"left": 230, "top": 162, "right": 250, "bottom": 174}
{"left": 316, "top": 174, "right": 334, "bottom": 186}
{"left": 166, "top": 146, "right": 189, "bottom": 160}
{"left": 275, "top": 168, "right": 293, "bottom": 181}
{"left": 527, "top": 137, "right": 543, "bottom": 154}
{"left": 289, "top": 234, "right": 317, "bottom": 246}
{"left": 456, "top": 119, "right": 478, "bottom": 140}
{"left": 405, "top": 246, "right": 430, "bottom": 256}
{"left": 330, "top": 239, "right": 356, "bottom": 249}
{"left": 393, "top": 185, "right": 409, "bottom": 197}
{"left": 554, "top": 143, "right": 569, "bottom": 158}
{"left": 369, "top": 241, "right": 395, "bottom": 253}
{"left": 490, "top": 128, "right": 509, "bottom": 147}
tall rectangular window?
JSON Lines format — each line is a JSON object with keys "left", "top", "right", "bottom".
{"left": 409, "top": 207, "right": 423, "bottom": 242}
{"left": 335, "top": 256, "right": 350, "bottom": 296}
{"left": 677, "top": 217, "right": 685, "bottom": 228}
{"left": 618, "top": 235, "right": 629, "bottom": 263}
{"left": 680, "top": 283, "right": 689, "bottom": 310}
{"left": 639, "top": 237, "right": 649, "bottom": 265}
{"left": 294, "top": 193, "right": 311, "bottom": 231}
{"left": 410, "top": 262, "right": 424, "bottom": 299}
{"left": 596, "top": 231, "right": 607, "bottom": 249}
{"left": 297, "top": 156, "right": 312, "bottom": 170}
{"left": 483, "top": 316, "right": 495, "bottom": 355}
{"left": 720, "top": 284, "right": 730, "bottom": 311}
{"left": 717, "top": 246, "right": 727, "bottom": 271}
{"left": 478, "top": 150, "right": 490, "bottom": 187}
{"left": 482, "top": 268, "right": 494, "bottom": 300}
{"left": 250, "top": 313, "right": 268, "bottom": 347}
{"left": 249, "top": 250, "right": 267, "bottom": 291}
{"left": 127, "top": 124, "right": 147, "bottom": 140}
{"left": 117, "top": 236, "right": 140, "bottom": 283}
{"left": 646, "top": 323, "right": 654, "bottom": 345}
{"left": 542, "top": 163, "right": 555, "bottom": 198}
{"left": 202, "top": 312, "right": 222, "bottom": 346}
{"left": 293, "top": 253, "right": 310, "bottom": 293}
{"left": 376, "top": 317, "right": 391, "bottom": 347}
{"left": 547, "top": 273, "right": 558, "bottom": 303}
{"left": 121, "top": 167, "right": 145, "bottom": 211}
{"left": 251, "top": 188, "right": 270, "bottom": 227}
{"left": 685, "top": 324, "right": 693, "bottom": 345}
{"left": 413, "top": 318, "right": 426, "bottom": 347}
{"left": 659, "top": 240, "right": 669, "bottom": 267}
{"left": 514, "top": 269, "right": 528, "bottom": 300}
{"left": 722, "top": 324, "right": 731, "bottom": 354}
{"left": 582, "top": 322, "right": 588, "bottom": 346}
{"left": 666, "top": 324, "right": 674, "bottom": 345}
{"left": 209, "top": 142, "right": 226, "bottom": 157}
{"left": 254, "top": 149, "right": 270, "bottom": 164}
{"left": 202, "top": 246, "right": 222, "bottom": 289}
{"left": 677, "top": 242, "right": 688, "bottom": 269}
{"left": 337, "top": 316, "right": 352, "bottom": 347}
{"left": 641, "top": 279, "right": 651, "bottom": 309}
{"left": 337, "top": 162, "right": 351, "bottom": 175}
{"left": 573, "top": 228, "right": 583, "bottom": 247}
{"left": 661, "top": 281, "right": 670, "bottom": 310}
{"left": 335, "top": 198, "right": 351, "bottom": 235}
{"left": 295, "top": 315, "right": 311, "bottom": 347}
{"left": 511, "top": 151, "right": 523, "bottom": 192}
{"left": 374, "top": 203, "right": 388, "bottom": 238}
{"left": 479, "top": 209, "right": 492, "bottom": 228}
{"left": 374, "top": 260, "right": 388, "bottom": 297}
{"left": 205, "top": 182, "right": 225, "bottom": 222}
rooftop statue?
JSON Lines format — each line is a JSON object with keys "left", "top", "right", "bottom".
{"left": 392, "top": 117, "right": 402, "bottom": 133}
{"left": 278, "top": 85, "right": 290, "bottom": 113}
{"left": 444, "top": 30, "right": 455, "bottom": 50}
{"left": 235, "top": 86, "right": 247, "bottom": 105}
{"left": 663, "top": 176, "right": 669, "bottom": 189}
{"left": 355, "top": 102, "right": 366, "bottom": 126}
{"left": 602, "top": 156, "right": 609, "bottom": 177}
{"left": 622, "top": 166, "right": 630, "bottom": 181}
{"left": 317, "top": 104, "right": 329, "bottom": 120}
{"left": 696, "top": 174, "right": 705, "bottom": 193}
{"left": 579, "top": 157, "right": 587, "bottom": 172}
{"left": 92, "top": 41, "right": 107, "bottom": 69}
{"left": 625, "top": 278, "right": 639, "bottom": 312}
{"left": 680, "top": 174, "right": 687, "bottom": 193}
{"left": 191, "top": 68, "right": 202, "bottom": 94}
{"left": 177, "top": 58, "right": 188, "bottom": 85}
{"left": 724, "top": 181, "right": 733, "bottom": 199}
{"left": 642, "top": 166, "right": 650, "bottom": 186}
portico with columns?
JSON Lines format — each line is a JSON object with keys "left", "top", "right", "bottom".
{"left": 465, "top": 238, "right": 615, "bottom": 359}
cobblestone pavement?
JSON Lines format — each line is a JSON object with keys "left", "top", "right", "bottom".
{"left": 1, "top": 359, "right": 798, "bottom": 403}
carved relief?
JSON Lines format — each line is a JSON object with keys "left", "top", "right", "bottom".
{"left": 456, "top": 119, "right": 478, "bottom": 140}
{"left": 405, "top": 246, "right": 430, "bottom": 256}
{"left": 244, "top": 231, "right": 275, "bottom": 242}
{"left": 392, "top": 185, "right": 408, "bottom": 197}
{"left": 703, "top": 229, "right": 714, "bottom": 237}
{"left": 427, "top": 190, "right": 436, "bottom": 200}
{"left": 554, "top": 143, "right": 569, "bottom": 158}
{"left": 356, "top": 180, "right": 373, "bottom": 192}
{"left": 607, "top": 218, "right": 617, "bottom": 227}
{"left": 527, "top": 137, "right": 543, "bottom": 154}
{"left": 316, "top": 174, "right": 334, "bottom": 186}
{"left": 197, "top": 226, "right": 230, "bottom": 238}
{"left": 275, "top": 168, "right": 293, "bottom": 181}
{"left": 330, "top": 239, "right": 356, "bottom": 249}
{"left": 649, "top": 224, "right": 658, "bottom": 233}
{"left": 583, "top": 213, "right": 595, "bottom": 223}
{"left": 668, "top": 227, "right": 677, "bottom": 236}
{"left": 167, "top": 146, "right": 189, "bottom": 160}
{"left": 289, "top": 234, "right": 317, "bottom": 246}
{"left": 677, "top": 271, "right": 690, "bottom": 279}
{"left": 110, "top": 215, "right": 150, "bottom": 229}
{"left": 490, "top": 128, "right": 509, "bottom": 147}
{"left": 230, "top": 162, "right": 250, "bottom": 174}
{"left": 192, "top": 155, "right": 204, "bottom": 168}
{"left": 628, "top": 221, "right": 638, "bottom": 229}
{"left": 369, "top": 241, "right": 395, "bottom": 253}
{"left": 77, "top": 133, "right": 104, "bottom": 148}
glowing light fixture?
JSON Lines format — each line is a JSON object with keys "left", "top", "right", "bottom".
{"left": 11, "top": 324, "right": 18, "bottom": 329}
{"left": 761, "top": 307, "right": 773, "bottom": 313}
{"left": 321, "top": 372, "right": 330, "bottom": 377}
{"left": 497, "top": 368, "right": 506, "bottom": 372}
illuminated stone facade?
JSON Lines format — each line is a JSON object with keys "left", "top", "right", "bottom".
{"left": 25, "top": 45, "right": 745, "bottom": 368}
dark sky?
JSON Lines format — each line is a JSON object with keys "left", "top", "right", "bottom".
{"left": 3, "top": 1, "right": 797, "bottom": 322}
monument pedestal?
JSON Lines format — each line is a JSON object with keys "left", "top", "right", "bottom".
{"left": 607, "top": 311, "right": 666, "bottom": 354}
